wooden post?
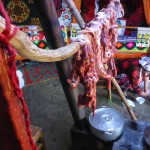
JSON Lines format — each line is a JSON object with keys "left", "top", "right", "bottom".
{"left": 33, "top": 0, "right": 86, "bottom": 129}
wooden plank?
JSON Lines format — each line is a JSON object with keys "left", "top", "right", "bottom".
{"left": 31, "top": 125, "right": 46, "bottom": 150}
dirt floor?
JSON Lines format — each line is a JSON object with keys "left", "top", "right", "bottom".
{"left": 95, "top": 86, "right": 150, "bottom": 123}
{"left": 23, "top": 78, "right": 150, "bottom": 150}
{"left": 77, "top": 80, "right": 150, "bottom": 123}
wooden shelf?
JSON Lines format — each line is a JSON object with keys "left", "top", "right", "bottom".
{"left": 31, "top": 125, "right": 46, "bottom": 150}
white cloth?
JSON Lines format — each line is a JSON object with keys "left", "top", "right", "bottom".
{"left": 139, "top": 56, "right": 150, "bottom": 71}
{"left": 16, "top": 70, "right": 24, "bottom": 89}
{"left": 140, "top": 80, "right": 150, "bottom": 95}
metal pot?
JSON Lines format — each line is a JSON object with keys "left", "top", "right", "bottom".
{"left": 89, "top": 107, "right": 124, "bottom": 142}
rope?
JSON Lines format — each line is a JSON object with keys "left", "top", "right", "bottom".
{"left": 0, "top": 1, "right": 37, "bottom": 150}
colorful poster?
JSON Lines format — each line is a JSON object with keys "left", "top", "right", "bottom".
{"left": 137, "top": 27, "right": 150, "bottom": 48}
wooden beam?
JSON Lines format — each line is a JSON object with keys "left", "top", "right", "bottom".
{"left": 33, "top": 0, "right": 86, "bottom": 129}
{"left": 0, "top": 16, "right": 80, "bottom": 62}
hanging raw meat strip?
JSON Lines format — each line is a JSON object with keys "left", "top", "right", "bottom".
{"left": 68, "top": 0, "right": 124, "bottom": 113}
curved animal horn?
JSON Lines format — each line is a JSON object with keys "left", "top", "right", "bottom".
{"left": 0, "top": 16, "right": 80, "bottom": 62}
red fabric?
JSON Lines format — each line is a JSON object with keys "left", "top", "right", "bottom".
{"left": 54, "top": 0, "right": 62, "bottom": 17}
{"left": 81, "top": 0, "right": 95, "bottom": 23}
{"left": 131, "top": 0, "right": 143, "bottom": 8}
{"left": 0, "top": 49, "right": 33, "bottom": 150}
{"left": 0, "top": 1, "right": 37, "bottom": 150}
{"left": 121, "top": 0, "right": 147, "bottom": 27}
{"left": 125, "top": 6, "right": 145, "bottom": 27}
{"left": 120, "top": 0, "right": 147, "bottom": 36}
{"left": 115, "top": 59, "right": 143, "bottom": 94}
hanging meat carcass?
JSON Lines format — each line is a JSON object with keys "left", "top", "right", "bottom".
{"left": 67, "top": 0, "right": 124, "bottom": 114}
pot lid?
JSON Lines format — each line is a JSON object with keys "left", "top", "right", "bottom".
{"left": 89, "top": 108, "right": 124, "bottom": 132}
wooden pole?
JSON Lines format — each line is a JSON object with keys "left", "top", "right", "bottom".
{"left": 71, "top": 0, "right": 82, "bottom": 23}
{"left": 111, "top": 77, "right": 137, "bottom": 121}
{"left": 33, "top": 0, "right": 86, "bottom": 129}
{"left": 65, "top": 0, "right": 86, "bottom": 29}
{"left": 0, "top": 16, "right": 80, "bottom": 62}
{"left": 118, "top": 25, "right": 138, "bottom": 29}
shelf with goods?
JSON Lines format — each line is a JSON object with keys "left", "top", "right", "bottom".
{"left": 115, "top": 25, "right": 150, "bottom": 58}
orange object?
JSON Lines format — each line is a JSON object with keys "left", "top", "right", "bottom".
{"left": 0, "top": 47, "right": 33, "bottom": 150}
{"left": 143, "top": 0, "right": 150, "bottom": 26}
{"left": 114, "top": 52, "right": 148, "bottom": 59}
{"left": 16, "top": 54, "right": 26, "bottom": 60}
{"left": 72, "top": 0, "right": 82, "bottom": 23}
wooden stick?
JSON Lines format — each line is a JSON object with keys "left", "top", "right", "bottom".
{"left": 64, "top": 0, "right": 86, "bottom": 29}
{"left": 0, "top": 16, "right": 80, "bottom": 62}
{"left": 108, "top": 79, "right": 112, "bottom": 101}
{"left": 118, "top": 25, "right": 138, "bottom": 29}
{"left": 108, "top": 89, "right": 112, "bottom": 101}
{"left": 111, "top": 77, "right": 137, "bottom": 121}
{"left": 71, "top": 0, "right": 82, "bottom": 23}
